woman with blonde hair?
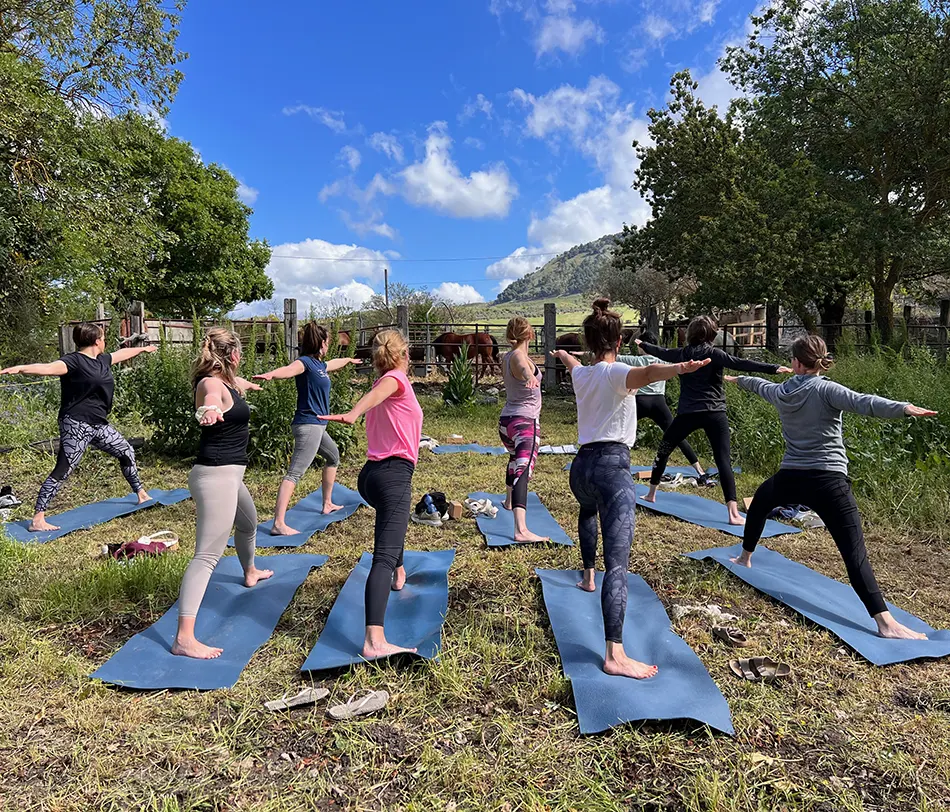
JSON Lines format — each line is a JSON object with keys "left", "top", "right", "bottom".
{"left": 0, "top": 322, "right": 156, "bottom": 532}
{"left": 499, "top": 316, "right": 547, "bottom": 542}
{"left": 254, "top": 322, "right": 361, "bottom": 534}
{"left": 173, "top": 328, "right": 273, "bottom": 659}
{"left": 321, "top": 329, "right": 424, "bottom": 659}
{"left": 727, "top": 334, "right": 936, "bottom": 640}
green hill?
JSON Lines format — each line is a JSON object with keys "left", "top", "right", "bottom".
{"left": 494, "top": 233, "right": 619, "bottom": 303}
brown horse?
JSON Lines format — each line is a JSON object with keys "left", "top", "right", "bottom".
{"left": 554, "top": 332, "right": 583, "bottom": 383}
{"left": 462, "top": 332, "right": 500, "bottom": 378}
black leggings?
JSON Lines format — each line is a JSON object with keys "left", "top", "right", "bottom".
{"left": 569, "top": 442, "right": 637, "bottom": 644}
{"left": 651, "top": 411, "right": 736, "bottom": 503}
{"left": 357, "top": 456, "right": 414, "bottom": 627}
{"left": 635, "top": 394, "right": 699, "bottom": 466}
{"left": 744, "top": 468, "right": 886, "bottom": 616}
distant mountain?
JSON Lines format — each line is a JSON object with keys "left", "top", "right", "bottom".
{"left": 495, "top": 233, "right": 620, "bottom": 303}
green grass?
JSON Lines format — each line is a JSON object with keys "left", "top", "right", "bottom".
{"left": 0, "top": 393, "right": 949, "bottom": 810}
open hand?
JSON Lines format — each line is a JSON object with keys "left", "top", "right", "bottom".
{"left": 0, "top": 366, "right": 21, "bottom": 375}
{"left": 905, "top": 405, "right": 938, "bottom": 417}
{"left": 199, "top": 410, "right": 224, "bottom": 427}
{"left": 242, "top": 381, "right": 263, "bottom": 392}
{"left": 319, "top": 413, "right": 357, "bottom": 424}
{"left": 252, "top": 372, "right": 273, "bottom": 382}
{"left": 678, "top": 358, "right": 712, "bottom": 374}
{"left": 524, "top": 375, "right": 540, "bottom": 389}
{"left": 724, "top": 375, "right": 738, "bottom": 383}
{"left": 777, "top": 366, "right": 793, "bottom": 374}
{"left": 142, "top": 345, "right": 158, "bottom": 354}
{"left": 348, "top": 357, "right": 363, "bottom": 366}
{"left": 634, "top": 339, "right": 642, "bottom": 346}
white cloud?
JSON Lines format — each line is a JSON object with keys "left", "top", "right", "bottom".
{"left": 340, "top": 210, "right": 398, "bottom": 240}
{"left": 135, "top": 102, "right": 169, "bottom": 133}
{"left": 400, "top": 122, "right": 517, "bottom": 218}
{"left": 460, "top": 93, "right": 494, "bottom": 122}
{"left": 431, "top": 282, "right": 486, "bottom": 304}
{"left": 643, "top": 14, "right": 676, "bottom": 42}
{"left": 543, "top": 0, "right": 575, "bottom": 12}
{"left": 368, "top": 132, "right": 405, "bottom": 164}
{"left": 528, "top": 185, "right": 648, "bottom": 253}
{"left": 319, "top": 174, "right": 398, "bottom": 239}
{"left": 237, "top": 181, "right": 259, "bottom": 205}
{"left": 512, "top": 76, "right": 620, "bottom": 140}
{"left": 283, "top": 104, "right": 347, "bottom": 133}
{"left": 464, "top": 136, "right": 486, "bottom": 150}
{"left": 486, "top": 245, "right": 547, "bottom": 291}
{"left": 535, "top": 14, "right": 604, "bottom": 57}
{"left": 339, "top": 145, "right": 362, "bottom": 171}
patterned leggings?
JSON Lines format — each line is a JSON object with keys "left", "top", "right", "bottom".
{"left": 569, "top": 442, "right": 636, "bottom": 644}
{"left": 498, "top": 415, "right": 540, "bottom": 510}
{"left": 35, "top": 416, "right": 143, "bottom": 513}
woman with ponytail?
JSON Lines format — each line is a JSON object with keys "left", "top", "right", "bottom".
{"left": 0, "top": 323, "right": 156, "bottom": 532}
{"left": 253, "top": 323, "right": 361, "bottom": 534}
{"left": 173, "top": 328, "right": 273, "bottom": 659}
{"left": 499, "top": 316, "right": 547, "bottom": 542}
{"left": 553, "top": 299, "right": 710, "bottom": 679}
{"left": 640, "top": 315, "right": 793, "bottom": 525}
{"left": 726, "top": 334, "right": 937, "bottom": 640}
{"left": 320, "top": 330, "right": 424, "bottom": 659}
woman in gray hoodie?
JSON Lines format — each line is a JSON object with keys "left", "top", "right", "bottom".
{"left": 727, "top": 334, "right": 936, "bottom": 640}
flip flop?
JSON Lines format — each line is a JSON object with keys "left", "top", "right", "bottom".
{"left": 264, "top": 686, "right": 330, "bottom": 711}
{"left": 327, "top": 690, "right": 389, "bottom": 721}
{"left": 729, "top": 657, "right": 790, "bottom": 683}
{"left": 712, "top": 626, "right": 752, "bottom": 648}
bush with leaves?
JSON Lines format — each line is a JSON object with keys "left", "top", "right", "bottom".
{"left": 443, "top": 354, "right": 476, "bottom": 407}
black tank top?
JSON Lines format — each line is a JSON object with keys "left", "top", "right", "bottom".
{"left": 196, "top": 379, "right": 250, "bottom": 466}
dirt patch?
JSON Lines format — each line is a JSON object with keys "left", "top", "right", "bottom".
{"left": 58, "top": 614, "right": 154, "bottom": 659}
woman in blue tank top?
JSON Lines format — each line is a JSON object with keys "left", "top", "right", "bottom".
{"left": 254, "top": 323, "right": 361, "bottom": 535}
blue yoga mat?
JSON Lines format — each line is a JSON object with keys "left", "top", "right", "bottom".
{"left": 634, "top": 484, "right": 799, "bottom": 538}
{"left": 233, "top": 484, "right": 367, "bottom": 549}
{"left": 562, "top": 463, "right": 740, "bottom": 476}
{"left": 3, "top": 488, "right": 191, "bottom": 543}
{"left": 468, "top": 491, "right": 573, "bottom": 547}
{"left": 91, "top": 553, "right": 327, "bottom": 689}
{"left": 432, "top": 444, "right": 507, "bottom": 456}
{"left": 686, "top": 545, "right": 950, "bottom": 666}
{"left": 536, "top": 568, "right": 734, "bottom": 735}
{"left": 301, "top": 548, "right": 455, "bottom": 671}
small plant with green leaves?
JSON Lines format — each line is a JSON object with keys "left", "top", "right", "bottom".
{"left": 443, "top": 353, "right": 476, "bottom": 407}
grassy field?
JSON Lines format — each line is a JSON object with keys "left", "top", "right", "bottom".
{"left": 1, "top": 392, "right": 949, "bottom": 811}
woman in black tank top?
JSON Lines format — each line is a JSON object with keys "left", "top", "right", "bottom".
{"left": 172, "top": 328, "right": 274, "bottom": 660}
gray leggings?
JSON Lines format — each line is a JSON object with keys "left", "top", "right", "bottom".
{"left": 285, "top": 424, "right": 340, "bottom": 484}
{"left": 179, "top": 464, "right": 258, "bottom": 618}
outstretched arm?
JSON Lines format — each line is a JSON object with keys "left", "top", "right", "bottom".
{"left": 638, "top": 341, "right": 685, "bottom": 363}
{"left": 111, "top": 345, "right": 157, "bottom": 365}
{"left": 253, "top": 360, "right": 305, "bottom": 381}
{"left": 509, "top": 351, "right": 540, "bottom": 388}
{"left": 714, "top": 348, "right": 791, "bottom": 375}
{"left": 326, "top": 357, "right": 362, "bottom": 373}
{"left": 234, "top": 376, "right": 262, "bottom": 394}
{"left": 551, "top": 349, "right": 581, "bottom": 372}
{"left": 0, "top": 361, "right": 68, "bottom": 376}
{"left": 624, "top": 358, "right": 711, "bottom": 390}
{"left": 320, "top": 377, "right": 400, "bottom": 424}
{"left": 729, "top": 375, "right": 783, "bottom": 407}
{"left": 819, "top": 380, "right": 933, "bottom": 419}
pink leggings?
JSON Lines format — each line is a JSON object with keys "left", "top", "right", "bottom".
{"left": 498, "top": 415, "right": 539, "bottom": 510}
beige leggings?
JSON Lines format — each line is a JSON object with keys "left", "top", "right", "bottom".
{"left": 179, "top": 464, "right": 258, "bottom": 618}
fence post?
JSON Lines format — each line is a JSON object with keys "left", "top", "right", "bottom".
{"left": 864, "top": 310, "right": 873, "bottom": 348}
{"left": 766, "top": 300, "right": 779, "bottom": 355}
{"left": 939, "top": 299, "right": 949, "bottom": 363}
{"left": 543, "top": 302, "right": 557, "bottom": 393}
{"left": 426, "top": 323, "right": 434, "bottom": 377}
{"left": 95, "top": 302, "right": 105, "bottom": 322}
{"left": 283, "top": 298, "right": 298, "bottom": 361}
{"left": 397, "top": 305, "right": 409, "bottom": 336}
{"left": 58, "top": 324, "right": 75, "bottom": 355}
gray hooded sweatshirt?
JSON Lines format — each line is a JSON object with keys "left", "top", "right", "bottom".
{"left": 736, "top": 374, "right": 909, "bottom": 475}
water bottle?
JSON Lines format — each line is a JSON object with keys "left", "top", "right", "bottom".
{"left": 423, "top": 494, "right": 438, "bottom": 516}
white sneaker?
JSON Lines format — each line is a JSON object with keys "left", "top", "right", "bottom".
{"left": 411, "top": 512, "right": 443, "bottom": 527}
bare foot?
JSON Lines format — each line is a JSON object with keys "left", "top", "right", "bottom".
{"left": 136, "top": 490, "right": 152, "bottom": 505}
{"left": 172, "top": 637, "right": 223, "bottom": 659}
{"left": 502, "top": 500, "right": 512, "bottom": 511}
{"left": 728, "top": 513, "right": 746, "bottom": 526}
{"left": 392, "top": 566, "right": 406, "bottom": 591}
{"left": 641, "top": 491, "right": 657, "bottom": 504}
{"left": 322, "top": 502, "right": 344, "bottom": 515}
{"left": 877, "top": 614, "right": 928, "bottom": 640}
{"left": 362, "top": 641, "right": 418, "bottom": 659}
{"left": 576, "top": 571, "right": 596, "bottom": 592}
{"left": 604, "top": 652, "right": 658, "bottom": 680}
{"left": 730, "top": 554, "right": 752, "bottom": 568}
{"left": 514, "top": 531, "right": 550, "bottom": 543}
{"left": 244, "top": 566, "right": 274, "bottom": 587}
{"left": 270, "top": 523, "right": 300, "bottom": 536}
{"left": 29, "top": 519, "right": 60, "bottom": 532}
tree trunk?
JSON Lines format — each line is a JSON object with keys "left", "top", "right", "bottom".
{"left": 872, "top": 281, "right": 895, "bottom": 345}
{"left": 817, "top": 293, "right": 846, "bottom": 353}
{"left": 645, "top": 305, "right": 660, "bottom": 337}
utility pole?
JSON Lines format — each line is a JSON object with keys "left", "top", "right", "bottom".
{"left": 384, "top": 268, "right": 389, "bottom": 308}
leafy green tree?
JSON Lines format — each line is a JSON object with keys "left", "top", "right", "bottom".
{"left": 723, "top": 0, "right": 950, "bottom": 341}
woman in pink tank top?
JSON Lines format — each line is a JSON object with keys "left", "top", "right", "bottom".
{"left": 321, "top": 330, "right": 423, "bottom": 660}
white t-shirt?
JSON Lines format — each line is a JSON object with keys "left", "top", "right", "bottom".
{"left": 571, "top": 361, "right": 638, "bottom": 447}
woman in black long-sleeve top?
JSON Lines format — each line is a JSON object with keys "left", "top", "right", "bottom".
{"left": 640, "top": 316, "right": 792, "bottom": 524}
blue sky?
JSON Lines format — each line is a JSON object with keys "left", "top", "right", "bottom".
{"left": 167, "top": 0, "right": 757, "bottom": 313}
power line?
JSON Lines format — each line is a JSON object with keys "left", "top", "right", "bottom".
{"left": 267, "top": 251, "right": 561, "bottom": 263}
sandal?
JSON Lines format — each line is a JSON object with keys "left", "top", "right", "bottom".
{"left": 713, "top": 626, "right": 751, "bottom": 648}
{"left": 729, "top": 657, "right": 791, "bottom": 683}
{"left": 264, "top": 686, "right": 329, "bottom": 711}
{"left": 327, "top": 690, "right": 389, "bottom": 721}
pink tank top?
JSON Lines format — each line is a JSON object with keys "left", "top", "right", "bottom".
{"left": 366, "top": 369, "right": 423, "bottom": 465}
{"left": 500, "top": 351, "right": 542, "bottom": 420}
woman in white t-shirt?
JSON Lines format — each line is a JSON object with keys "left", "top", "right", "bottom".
{"left": 553, "top": 298, "right": 709, "bottom": 680}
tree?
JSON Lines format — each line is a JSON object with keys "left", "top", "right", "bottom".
{"left": 365, "top": 283, "right": 434, "bottom": 325}
{"left": 723, "top": 0, "right": 950, "bottom": 341}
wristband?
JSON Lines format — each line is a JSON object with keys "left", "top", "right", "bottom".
{"left": 195, "top": 405, "right": 224, "bottom": 422}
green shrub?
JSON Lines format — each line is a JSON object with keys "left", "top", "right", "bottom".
{"left": 443, "top": 354, "right": 476, "bottom": 407}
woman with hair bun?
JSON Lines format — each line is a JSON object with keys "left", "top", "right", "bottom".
{"left": 321, "top": 329, "right": 424, "bottom": 659}
{"left": 173, "top": 327, "right": 273, "bottom": 659}
{"left": 0, "top": 322, "right": 156, "bottom": 532}
{"left": 640, "top": 315, "right": 793, "bottom": 525}
{"left": 553, "top": 298, "right": 710, "bottom": 679}
{"left": 254, "top": 322, "right": 362, "bottom": 535}
{"left": 726, "top": 334, "right": 936, "bottom": 640}
{"left": 499, "top": 316, "right": 547, "bottom": 542}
